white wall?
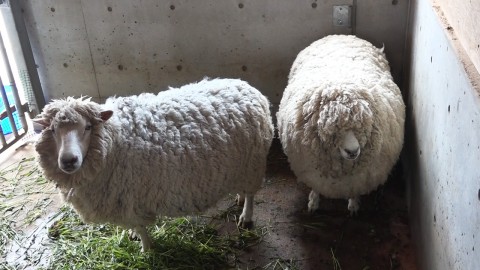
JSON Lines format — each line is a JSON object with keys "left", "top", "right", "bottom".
{"left": 435, "top": 0, "right": 480, "bottom": 76}
{"left": 20, "top": 0, "right": 408, "bottom": 104}
{"left": 404, "top": 0, "right": 480, "bottom": 269}
{"left": 19, "top": 0, "right": 480, "bottom": 268}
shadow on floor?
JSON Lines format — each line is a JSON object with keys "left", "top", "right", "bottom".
{"left": 233, "top": 139, "right": 418, "bottom": 270}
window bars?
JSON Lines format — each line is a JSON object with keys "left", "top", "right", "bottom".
{"left": 0, "top": 30, "right": 28, "bottom": 153}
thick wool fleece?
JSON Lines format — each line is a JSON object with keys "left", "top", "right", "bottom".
{"left": 35, "top": 78, "right": 274, "bottom": 229}
{"left": 277, "top": 35, "right": 405, "bottom": 198}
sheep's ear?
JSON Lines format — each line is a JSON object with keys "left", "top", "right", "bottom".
{"left": 32, "top": 117, "right": 50, "bottom": 128}
{"left": 100, "top": 110, "right": 113, "bottom": 122}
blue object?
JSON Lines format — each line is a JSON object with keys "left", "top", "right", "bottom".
{"left": 0, "top": 85, "right": 22, "bottom": 135}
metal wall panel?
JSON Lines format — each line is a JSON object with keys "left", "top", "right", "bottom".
{"left": 22, "top": 0, "right": 408, "bottom": 105}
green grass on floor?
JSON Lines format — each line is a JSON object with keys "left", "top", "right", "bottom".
{"left": 1, "top": 158, "right": 301, "bottom": 270}
{"left": 44, "top": 206, "right": 267, "bottom": 270}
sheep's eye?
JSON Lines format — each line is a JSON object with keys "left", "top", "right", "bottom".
{"left": 85, "top": 125, "right": 92, "bottom": 131}
{"left": 51, "top": 127, "right": 55, "bottom": 134}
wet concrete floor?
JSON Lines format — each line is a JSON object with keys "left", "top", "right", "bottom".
{"left": 231, "top": 139, "right": 418, "bottom": 269}
{"left": 0, "top": 137, "right": 418, "bottom": 270}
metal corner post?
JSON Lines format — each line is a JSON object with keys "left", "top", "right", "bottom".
{"left": 9, "top": 0, "right": 46, "bottom": 114}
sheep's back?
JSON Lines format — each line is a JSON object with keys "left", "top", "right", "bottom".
{"left": 289, "top": 35, "right": 390, "bottom": 87}
{"left": 97, "top": 78, "right": 273, "bottom": 225}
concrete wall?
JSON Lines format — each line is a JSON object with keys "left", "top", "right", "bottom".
{"left": 19, "top": 0, "right": 408, "bottom": 105}
{"left": 404, "top": 0, "right": 480, "bottom": 269}
{"left": 17, "top": 0, "right": 480, "bottom": 268}
{"left": 435, "top": 0, "right": 480, "bottom": 76}
{"left": 15, "top": 0, "right": 480, "bottom": 268}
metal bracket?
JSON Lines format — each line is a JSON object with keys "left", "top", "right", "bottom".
{"left": 333, "top": 5, "right": 353, "bottom": 28}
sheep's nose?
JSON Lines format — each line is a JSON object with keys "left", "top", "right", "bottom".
{"left": 61, "top": 156, "right": 78, "bottom": 169}
{"left": 344, "top": 148, "right": 360, "bottom": 159}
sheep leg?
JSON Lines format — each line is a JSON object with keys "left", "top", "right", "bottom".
{"left": 308, "top": 190, "right": 320, "bottom": 213}
{"left": 236, "top": 193, "right": 245, "bottom": 206}
{"left": 238, "top": 194, "right": 254, "bottom": 229}
{"left": 134, "top": 226, "right": 152, "bottom": 252}
{"left": 348, "top": 196, "right": 361, "bottom": 215}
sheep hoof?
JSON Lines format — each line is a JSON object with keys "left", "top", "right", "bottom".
{"left": 238, "top": 219, "right": 254, "bottom": 229}
{"left": 307, "top": 190, "right": 320, "bottom": 214}
{"left": 134, "top": 226, "right": 152, "bottom": 252}
{"left": 348, "top": 209, "right": 359, "bottom": 216}
{"left": 236, "top": 194, "right": 245, "bottom": 206}
{"left": 141, "top": 241, "right": 152, "bottom": 252}
{"left": 348, "top": 197, "right": 360, "bottom": 215}
{"left": 237, "top": 211, "right": 254, "bottom": 229}
{"left": 128, "top": 229, "right": 139, "bottom": 241}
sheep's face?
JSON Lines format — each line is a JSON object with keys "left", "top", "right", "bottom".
{"left": 338, "top": 130, "right": 361, "bottom": 160}
{"left": 311, "top": 88, "right": 374, "bottom": 161}
{"left": 52, "top": 113, "right": 93, "bottom": 174}
{"left": 34, "top": 100, "right": 113, "bottom": 175}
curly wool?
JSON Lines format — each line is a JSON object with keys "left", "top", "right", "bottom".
{"left": 35, "top": 78, "right": 274, "bottom": 229}
{"left": 277, "top": 35, "right": 405, "bottom": 198}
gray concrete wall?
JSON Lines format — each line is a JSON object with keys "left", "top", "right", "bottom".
{"left": 19, "top": 0, "right": 480, "bottom": 268}
{"left": 404, "top": 0, "right": 480, "bottom": 269}
{"left": 20, "top": 0, "right": 408, "bottom": 105}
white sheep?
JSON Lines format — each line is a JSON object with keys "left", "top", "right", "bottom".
{"left": 33, "top": 78, "right": 274, "bottom": 251}
{"left": 277, "top": 35, "right": 405, "bottom": 213}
